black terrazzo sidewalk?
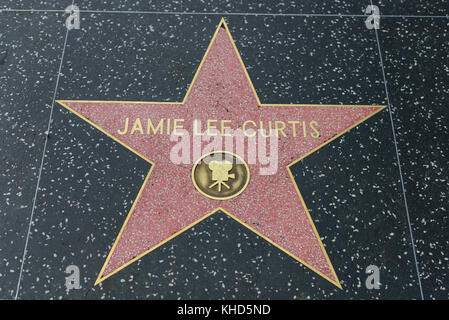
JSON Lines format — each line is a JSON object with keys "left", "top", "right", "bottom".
{"left": 0, "top": 1, "right": 447, "bottom": 300}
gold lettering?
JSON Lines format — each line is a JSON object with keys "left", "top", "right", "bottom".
{"left": 221, "top": 120, "right": 232, "bottom": 136}
{"left": 310, "top": 121, "right": 320, "bottom": 138}
{"left": 166, "top": 118, "right": 171, "bottom": 135}
{"left": 193, "top": 119, "right": 204, "bottom": 136}
{"left": 259, "top": 121, "right": 272, "bottom": 137}
{"left": 243, "top": 120, "right": 257, "bottom": 137}
{"left": 288, "top": 120, "right": 299, "bottom": 137}
{"left": 275, "top": 120, "right": 287, "bottom": 137}
{"left": 130, "top": 118, "right": 144, "bottom": 135}
{"left": 173, "top": 119, "right": 184, "bottom": 135}
{"left": 147, "top": 118, "right": 164, "bottom": 135}
{"left": 207, "top": 119, "right": 217, "bottom": 136}
{"left": 117, "top": 118, "right": 129, "bottom": 135}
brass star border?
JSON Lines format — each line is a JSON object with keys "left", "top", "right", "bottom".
{"left": 56, "top": 18, "right": 386, "bottom": 289}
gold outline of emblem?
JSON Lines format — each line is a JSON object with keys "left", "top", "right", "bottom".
{"left": 192, "top": 151, "right": 250, "bottom": 201}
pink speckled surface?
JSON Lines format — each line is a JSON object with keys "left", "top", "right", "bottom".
{"left": 62, "top": 26, "right": 382, "bottom": 285}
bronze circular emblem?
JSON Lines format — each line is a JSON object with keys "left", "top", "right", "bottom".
{"left": 192, "top": 151, "right": 250, "bottom": 200}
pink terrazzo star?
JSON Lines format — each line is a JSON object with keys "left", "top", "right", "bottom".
{"left": 57, "top": 19, "right": 385, "bottom": 288}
